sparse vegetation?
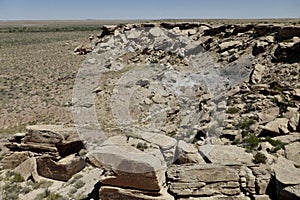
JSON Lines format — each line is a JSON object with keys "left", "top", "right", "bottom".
{"left": 243, "top": 134, "right": 260, "bottom": 150}
{"left": 226, "top": 107, "right": 240, "bottom": 114}
{"left": 253, "top": 152, "right": 267, "bottom": 164}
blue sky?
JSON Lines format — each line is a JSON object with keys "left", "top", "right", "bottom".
{"left": 0, "top": 0, "right": 299, "bottom": 20}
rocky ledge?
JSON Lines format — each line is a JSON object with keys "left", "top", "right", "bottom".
{"left": 0, "top": 21, "right": 299, "bottom": 200}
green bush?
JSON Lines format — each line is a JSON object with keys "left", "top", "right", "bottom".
{"left": 243, "top": 134, "right": 260, "bottom": 150}
{"left": 253, "top": 152, "right": 267, "bottom": 164}
{"left": 226, "top": 107, "right": 240, "bottom": 114}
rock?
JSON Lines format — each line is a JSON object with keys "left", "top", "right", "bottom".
{"left": 199, "top": 145, "right": 253, "bottom": 165}
{"left": 285, "top": 142, "right": 300, "bottom": 166}
{"left": 8, "top": 132, "right": 26, "bottom": 143}
{"left": 14, "top": 157, "right": 40, "bottom": 182}
{"left": 89, "top": 144, "right": 166, "bottom": 191}
{"left": 178, "top": 195, "right": 250, "bottom": 200}
{"left": 36, "top": 154, "right": 85, "bottom": 181}
{"left": 278, "top": 26, "right": 300, "bottom": 40}
{"left": 257, "top": 107, "right": 280, "bottom": 124}
{"left": 252, "top": 41, "right": 268, "bottom": 56}
{"left": 250, "top": 165, "right": 272, "bottom": 195}
{"left": 239, "top": 165, "right": 256, "bottom": 195}
{"left": 204, "top": 25, "right": 227, "bottom": 36}
{"left": 272, "top": 156, "right": 300, "bottom": 185}
{"left": 294, "top": 89, "right": 300, "bottom": 99}
{"left": 250, "top": 64, "right": 266, "bottom": 84}
{"left": 24, "top": 125, "right": 66, "bottom": 144}
{"left": 279, "top": 184, "right": 300, "bottom": 200}
{"left": 167, "top": 164, "right": 241, "bottom": 197}
{"left": 56, "top": 166, "right": 104, "bottom": 199}
{"left": 74, "top": 43, "right": 92, "bottom": 55}
{"left": 261, "top": 118, "right": 289, "bottom": 136}
{"left": 175, "top": 140, "right": 205, "bottom": 164}
{"left": 56, "top": 139, "right": 84, "bottom": 158}
{"left": 0, "top": 151, "right": 32, "bottom": 169}
{"left": 99, "top": 186, "right": 174, "bottom": 200}
{"left": 253, "top": 195, "right": 271, "bottom": 200}
{"left": 219, "top": 41, "right": 242, "bottom": 52}
{"left": 6, "top": 142, "right": 58, "bottom": 154}
{"left": 273, "top": 132, "right": 300, "bottom": 144}
{"left": 273, "top": 41, "right": 300, "bottom": 63}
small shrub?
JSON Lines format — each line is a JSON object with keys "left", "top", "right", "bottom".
{"left": 226, "top": 107, "right": 240, "bottom": 114}
{"left": 253, "top": 152, "right": 267, "bottom": 164}
{"left": 243, "top": 134, "right": 260, "bottom": 150}
{"left": 238, "top": 118, "right": 256, "bottom": 130}
{"left": 266, "top": 136, "right": 284, "bottom": 148}
{"left": 9, "top": 172, "right": 24, "bottom": 183}
{"left": 136, "top": 142, "right": 148, "bottom": 151}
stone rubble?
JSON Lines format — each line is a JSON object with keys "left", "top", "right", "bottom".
{"left": 0, "top": 21, "right": 299, "bottom": 200}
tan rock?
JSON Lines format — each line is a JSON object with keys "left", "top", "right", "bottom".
{"left": 90, "top": 144, "right": 166, "bottom": 191}
{"left": 14, "top": 157, "right": 40, "bottom": 182}
{"left": 167, "top": 164, "right": 240, "bottom": 197}
{"left": 0, "top": 151, "right": 32, "bottom": 169}
{"left": 280, "top": 184, "right": 300, "bottom": 200}
{"left": 99, "top": 186, "right": 174, "bottom": 200}
{"left": 199, "top": 145, "right": 253, "bottom": 165}
{"left": 24, "top": 125, "right": 66, "bottom": 144}
{"left": 272, "top": 156, "right": 300, "bottom": 185}
{"left": 257, "top": 107, "right": 280, "bottom": 124}
{"left": 219, "top": 41, "right": 242, "bottom": 52}
{"left": 261, "top": 118, "right": 289, "bottom": 136}
{"left": 36, "top": 154, "right": 85, "bottom": 181}
{"left": 285, "top": 142, "right": 300, "bottom": 166}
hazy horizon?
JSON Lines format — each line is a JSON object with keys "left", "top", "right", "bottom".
{"left": 1, "top": 0, "right": 300, "bottom": 21}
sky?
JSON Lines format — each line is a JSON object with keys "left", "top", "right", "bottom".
{"left": 0, "top": 0, "right": 299, "bottom": 20}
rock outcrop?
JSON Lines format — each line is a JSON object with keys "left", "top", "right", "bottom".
{"left": 1, "top": 21, "right": 300, "bottom": 200}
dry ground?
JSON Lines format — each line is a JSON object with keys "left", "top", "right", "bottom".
{"left": 0, "top": 25, "right": 103, "bottom": 133}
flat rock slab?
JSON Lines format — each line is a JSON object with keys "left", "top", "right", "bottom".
{"left": 272, "top": 156, "right": 300, "bottom": 185}
{"left": 199, "top": 145, "right": 253, "bottom": 165}
{"left": 100, "top": 186, "right": 174, "bottom": 200}
{"left": 24, "top": 125, "right": 78, "bottom": 144}
{"left": 285, "top": 142, "right": 300, "bottom": 166}
{"left": 89, "top": 143, "right": 166, "bottom": 191}
{"left": 167, "top": 164, "right": 241, "bottom": 197}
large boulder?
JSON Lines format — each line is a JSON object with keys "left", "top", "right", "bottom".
{"left": 90, "top": 146, "right": 166, "bottom": 191}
